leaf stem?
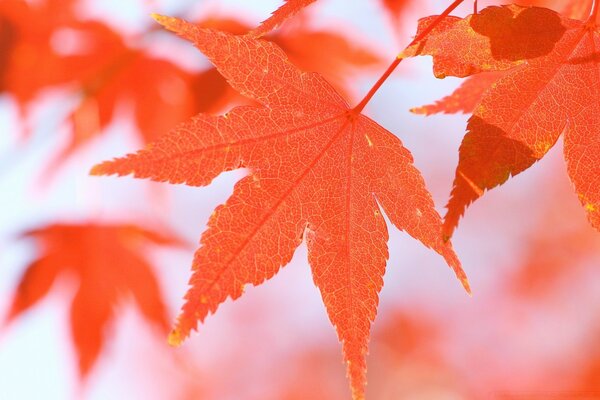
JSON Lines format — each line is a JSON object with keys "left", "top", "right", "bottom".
{"left": 352, "top": 0, "right": 465, "bottom": 114}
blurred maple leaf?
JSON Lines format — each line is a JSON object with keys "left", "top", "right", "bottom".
{"left": 4, "top": 223, "right": 182, "bottom": 377}
{"left": 92, "top": 15, "right": 469, "bottom": 399}
{"left": 50, "top": 21, "right": 198, "bottom": 166}
{"left": 403, "top": 4, "right": 600, "bottom": 238}
{"left": 0, "top": 0, "right": 77, "bottom": 106}
{"left": 505, "top": 168, "right": 600, "bottom": 297}
{"left": 0, "top": 1, "right": 198, "bottom": 157}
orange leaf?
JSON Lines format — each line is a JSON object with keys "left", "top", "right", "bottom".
{"left": 5, "top": 223, "right": 181, "bottom": 378}
{"left": 404, "top": 5, "right": 600, "bottom": 237}
{"left": 0, "top": 0, "right": 71, "bottom": 105}
{"left": 0, "top": 2, "right": 198, "bottom": 173}
{"left": 409, "top": 0, "right": 594, "bottom": 118}
{"left": 92, "top": 16, "right": 469, "bottom": 399}
{"left": 48, "top": 21, "right": 198, "bottom": 146}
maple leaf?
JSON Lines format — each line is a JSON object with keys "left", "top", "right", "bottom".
{"left": 4, "top": 223, "right": 180, "bottom": 377}
{"left": 0, "top": 0, "right": 72, "bottom": 106}
{"left": 0, "top": 1, "right": 198, "bottom": 174}
{"left": 92, "top": 15, "right": 469, "bottom": 399}
{"left": 411, "top": 1, "right": 594, "bottom": 116}
{"left": 50, "top": 20, "right": 198, "bottom": 169}
{"left": 0, "top": 0, "right": 96, "bottom": 105}
{"left": 403, "top": 4, "right": 600, "bottom": 237}
{"left": 0, "top": 0, "right": 74, "bottom": 92}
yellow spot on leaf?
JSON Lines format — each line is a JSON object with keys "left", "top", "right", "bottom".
{"left": 168, "top": 329, "right": 183, "bottom": 347}
{"left": 151, "top": 14, "right": 178, "bottom": 30}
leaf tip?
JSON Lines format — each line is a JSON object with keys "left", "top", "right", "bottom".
{"left": 167, "top": 328, "right": 184, "bottom": 347}
{"left": 90, "top": 160, "right": 120, "bottom": 177}
{"left": 89, "top": 163, "right": 105, "bottom": 176}
{"left": 410, "top": 106, "right": 427, "bottom": 115}
{"left": 449, "top": 255, "right": 471, "bottom": 296}
{"left": 151, "top": 14, "right": 179, "bottom": 31}
{"left": 440, "top": 242, "right": 471, "bottom": 295}
{"left": 461, "top": 276, "right": 472, "bottom": 296}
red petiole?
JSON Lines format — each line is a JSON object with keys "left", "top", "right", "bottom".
{"left": 352, "top": 0, "right": 465, "bottom": 114}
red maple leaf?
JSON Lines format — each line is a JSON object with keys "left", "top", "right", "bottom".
{"left": 0, "top": 0, "right": 76, "bottom": 107}
{"left": 52, "top": 21, "right": 198, "bottom": 163}
{"left": 410, "top": 0, "right": 594, "bottom": 117}
{"left": 403, "top": 4, "right": 600, "bottom": 238}
{"left": 4, "top": 223, "right": 181, "bottom": 377}
{"left": 0, "top": 1, "right": 198, "bottom": 173}
{"left": 92, "top": 15, "right": 469, "bottom": 398}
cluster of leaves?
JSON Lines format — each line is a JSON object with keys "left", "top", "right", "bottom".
{"left": 3, "top": 0, "right": 600, "bottom": 398}
{"left": 0, "top": 0, "right": 394, "bottom": 390}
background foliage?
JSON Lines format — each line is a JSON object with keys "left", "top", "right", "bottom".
{"left": 1, "top": 0, "right": 599, "bottom": 399}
